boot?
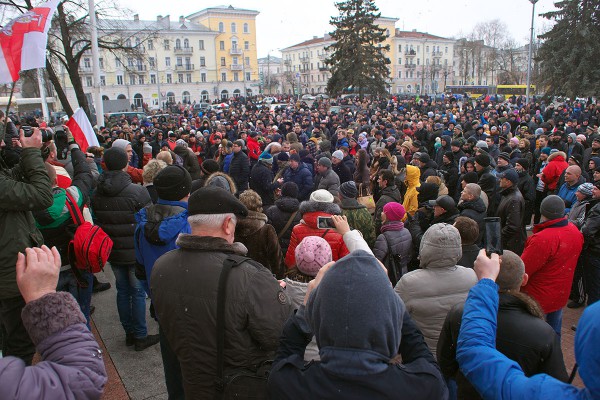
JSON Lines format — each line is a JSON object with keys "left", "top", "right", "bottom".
{"left": 134, "top": 334, "right": 160, "bottom": 351}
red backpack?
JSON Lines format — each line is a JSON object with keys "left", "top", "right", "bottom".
{"left": 64, "top": 190, "right": 113, "bottom": 276}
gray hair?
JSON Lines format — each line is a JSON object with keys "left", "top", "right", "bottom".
{"left": 465, "top": 183, "right": 481, "bottom": 199}
{"left": 188, "top": 213, "right": 236, "bottom": 229}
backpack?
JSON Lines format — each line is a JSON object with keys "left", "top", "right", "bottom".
{"left": 64, "top": 190, "right": 113, "bottom": 280}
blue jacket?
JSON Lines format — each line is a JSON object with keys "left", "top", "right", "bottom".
{"left": 283, "top": 162, "right": 313, "bottom": 201}
{"left": 557, "top": 179, "right": 583, "bottom": 214}
{"left": 457, "top": 279, "right": 599, "bottom": 400}
{"left": 134, "top": 199, "right": 190, "bottom": 287}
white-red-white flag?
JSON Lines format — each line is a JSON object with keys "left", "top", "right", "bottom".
{"left": 65, "top": 108, "right": 99, "bottom": 150}
{"left": 0, "top": 0, "right": 59, "bottom": 84}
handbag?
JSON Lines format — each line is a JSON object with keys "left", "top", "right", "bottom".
{"left": 214, "top": 255, "right": 271, "bottom": 400}
{"left": 382, "top": 233, "right": 403, "bottom": 286}
{"left": 357, "top": 183, "right": 376, "bottom": 214}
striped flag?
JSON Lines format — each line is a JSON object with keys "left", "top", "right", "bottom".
{"left": 0, "top": 0, "right": 59, "bottom": 84}
{"left": 66, "top": 108, "right": 99, "bottom": 150}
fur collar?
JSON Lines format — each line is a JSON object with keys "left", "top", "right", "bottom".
{"left": 175, "top": 234, "right": 248, "bottom": 255}
{"left": 499, "top": 291, "right": 545, "bottom": 319}
{"left": 299, "top": 200, "right": 341, "bottom": 216}
{"left": 235, "top": 211, "right": 267, "bottom": 237}
{"left": 548, "top": 151, "right": 566, "bottom": 162}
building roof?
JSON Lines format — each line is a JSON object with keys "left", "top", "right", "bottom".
{"left": 98, "top": 16, "right": 213, "bottom": 33}
{"left": 187, "top": 5, "right": 259, "bottom": 20}
{"left": 281, "top": 35, "right": 334, "bottom": 51}
{"left": 395, "top": 29, "right": 453, "bottom": 41}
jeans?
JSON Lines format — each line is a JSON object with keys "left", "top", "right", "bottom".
{"left": 57, "top": 269, "right": 93, "bottom": 329}
{"left": 111, "top": 264, "right": 148, "bottom": 339}
{"left": 546, "top": 309, "right": 563, "bottom": 338}
{"left": 160, "top": 325, "right": 184, "bottom": 400}
{"left": 0, "top": 295, "right": 35, "bottom": 365}
{"left": 584, "top": 252, "right": 600, "bottom": 305}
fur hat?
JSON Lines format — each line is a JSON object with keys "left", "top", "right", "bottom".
{"left": 295, "top": 236, "right": 332, "bottom": 277}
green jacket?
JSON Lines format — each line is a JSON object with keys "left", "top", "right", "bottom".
{"left": 0, "top": 148, "right": 53, "bottom": 300}
{"left": 340, "top": 198, "right": 376, "bottom": 248}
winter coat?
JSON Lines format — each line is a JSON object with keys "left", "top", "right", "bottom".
{"left": 557, "top": 177, "right": 584, "bottom": 214}
{"left": 173, "top": 145, "right": 202, "bottom": 180}
{"left": 0, "top": 148, "right": 53, "bottom": 300}
{"left": 265, "top": 196, "right": 301, "bottom": 256}
{"left": 419, "top": 159, "right": 438, "bottom": 182}
{"left": 91, "top": 170, "right": 151, "bottom": 265}
{"left": 439, "top": 291, "right": 568, "bottom": 400}
{"left": 476, "top": 166, "right": 497, "bottom": 215}
{"left": 228, "top": 150, "right": 250, "bottom": 193}
{"left": 246, "top": 136, "right": 261, "bottom": 161}
{"left": 373, "top": 223, "right": 413, "bottom": 274}
{"left": 249, "top": 161, "right": 279, "bottom": 207}
{"left": 568, "top": 199, "right": 590, "bottom": 229}
{"left": 374, "top": 185, "right": 402, "bottom": 234}
{"left": 458, "top": 197, "right": 486, "bottom": 241}
{"left": 134, "top": 199, "right": 190, "bottom": 285}
{"left": 353, "top": 164, "right": 370, "bottom": 189}
{"left": 496, "top": 185, "right": 526, "bottom": 255}
{"left": 456, "top": 279, "right": 599, "bottom": 400}
{"left": 340, "top": 198, "right": 376, "bottom": 248}
{"left": 517, "top": 170, "right": 536, "bottom": 221}
{"left": 395, "top": 226, "right": 477, "bottom": 356}
{"left": 285, "top": 201, "right": 349, "bottom": 267}
{"left": 151, "top": 235, "right": 292, "bottom": 399}
{"left": 234, "top": 210, "right": 282, "bottom": 277}
{"left": 403, "top": 165, "right": 421, "bottom": 216}
{"left": 440, "top": 162, "right": 459, "bottom": 197}
{"left": 0, "top": 292, "right": 107, "bottom": 399}
{"left": 521, "top": 218, "right": 584, "bottom": 314}
{"left": 283, "top": 163, "right": 313, "bottom": 201}
{"left": 343, "top": 155, "right": 356, "bottom": 176}
{"left": 314, "top": 168, "right": 340, "bottom": 197}
{"left": 541, "top": 152, "right": 568, "bottom": 192}
{"left": 332, "top": 161, "right": 353, "bottom": 184}
{"left": 458, "top": 244, "right": 480, "bottom": 269}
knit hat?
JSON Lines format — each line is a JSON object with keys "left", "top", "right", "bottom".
{"left": 541, "top": 147, "right": 551, "bottom": 156}
{"left": 310, "top": 189, "right": 334, "bottom": 203}
{"left": 475, "top": 153, "right": 490, "bottom": 168}
{"left": 570, "top": 154, "right": 583, "bottom": 168}
{"left": 176, "top": 139, "right": 188, "bottom": 148}
{"left": 419, "top": 223, "right": 462, "bottom": 268}
{"left": 383, "top": 202, "right": 405, "bottom": 221}
{"left": 498, "top": 152, "right": 511, "bottom": 163}
{"left": 259, "top": 153, "right": 273, "bottom": 164}
{"left": 510, "top": 137, "right": 519, "bottom": 145}
{"left": 577, "top": 182, "right": 594, "bottom": 197}
{"left": 462, "top": 171, "right": 479, "bottom": 184}
{"left": 277, "top": 152, "right": 290, "bottom": 162}
{"left": 443, "top": 151, "right": 454, "bottom": 163}
{"left": 290, "top": 153, "right": 301, "bottom": 163}
{"left": 498, "top": 169, "right": 519, "bottom": 185}
{"left": 332, "top": 150, "right": 344, "bottom": 160}
{"left": 540, "top": 195, "right": 565, "bottom": 220}
{"left": 416, "top": 182, "right": 439, "bottom": 203}
{"left": 418, "top": 153, "right": 431, "bottom": 163}
{"left": 318, "top": 157, "right": 332, "bottom": 168}
{"left": 201, "top": 159, "right": 220, "bottom": 175}
{"left": 295, "top": 236, "right": 332, "bottom": 277}
{"left": 154, "top": 165, "right": 192, "bottom": 201}
{"left": 476, "top": 140, "right": 488, "bottom": 149}
{"left": 339, "top": 181, "right": 358, "bottom": 199}
{"left": 515, "top": 158, "right": 530, "bottom": 171}
{"left": 451, "top": 140, "right": 461, "bottom": 147}
{"left": 111, "top": 138, "right": 130, "bottom": 151}
{"left": 281, "top": 182, "right": 299, "bottom": 198}
{"left": 103, "top": 147, "right": 128, "bottom": 171}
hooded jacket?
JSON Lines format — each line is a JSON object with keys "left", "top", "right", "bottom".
{"left": 403, "top": 165, "right": 421, "bottom": 216}
{"left": 228, "top": 150, "right": 250, "bottom": 193}
{"left": 249, "top": 161, "right": 279, "bottom": 207}
{"left": 457, "top": 279, "right": 600, "bottom": 400}
{"left": 234, "top": 210, "right": 282, "bottom": 277}
{"left": 395, "top": 224, "right": 477, "bottom": 356}
{"left": 269, "top": 250, "right": 448, "bottom": 400}
{"left": 172, "top": 145, "right": 202, "bottom": 180}
{"left": 285, "top": 201, "right": 349, "bottom": 267}
{"left": 204, "top": 171, "right": 237, "bottom": 194}
{"left": 265, "top": 196, "right": 301, "bottom": 255}
{"left": 541, "top": 152, "right": 568, "bottom": 192}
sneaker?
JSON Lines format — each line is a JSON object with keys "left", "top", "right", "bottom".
{"left": 126, "top": 332, "right": 135, "bottom": 347}
{"left": 134, "top": 334, "right": 160, "bottom": 351}
{"left": 93, "top": 281, "right": 112, "bottom": 293}
{"left": 526, "top": 225, "right": 533, "bottom": 231}
{"left": 567, "top": 300, "right": 585, "bottom": 309}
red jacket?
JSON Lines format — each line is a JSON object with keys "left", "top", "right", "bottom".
{"left": 541, "top": 152, "right": 568, "bottom": 191}
{"left": 521, "top": 217, "right": 583, "bottom": 313}
{"left": 285, "top": 210, "right": 349, "bottom": 268}
{"left": 246, "top": 136, "right": 261, "bottom": 161}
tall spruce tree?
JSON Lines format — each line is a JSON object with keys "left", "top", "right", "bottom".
{"left": 326, "top": 0, "right": 390, "bottom": 98}
{"left": 536, "top": 0, "right": 600, "bottom": 97}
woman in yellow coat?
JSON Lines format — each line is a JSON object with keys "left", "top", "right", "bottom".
{"left": 403, "top": 165, "right": 421, "bottom": 216}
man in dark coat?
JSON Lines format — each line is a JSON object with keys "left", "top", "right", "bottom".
{"left": 283, "top": 154, "right": 313, "bottom": 201}
{"left": 474, "top": 153, "right": 497, "bottom": 216}
{"left": 458, "top": 183, "right": 487, "bottom": 243}
{"left": 249, "top": 153, "right": 280, "bottom": 207}
{"left": 331, "top": 150, "right": 353, "bottom": 184}
{"left": 496, "top": 169, "right": 526, "bottom": 255}
{"left": 415, "top": 153, "right": 438, "bottom": 183}
{"left": 440, "top": 151, "right": 459, "bottom": 197}
{"left": 515, "top": 158, "right": 536, "bottom": 227}
{"left": 228, "top": 140, "right": 250, "bottom": 194}
{"left": 265, "top": 182, "right": 302, "bottom": 257}
{"left": 374, "top": 170, "right": 402, "bottom": 234}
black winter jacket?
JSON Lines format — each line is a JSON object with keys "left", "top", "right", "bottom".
{"left": 250, "top": 161, "right": 279, "bottom": 207}
{"left": 228, "top": 151, "right": 250, "bottom": 193}
{"left": 496, "top": 185, "right": 526, "bottom": 255}
{"left": 173, "top": 145, "right": 202, "bottom": 180}
{"left": 374, "top": 185, "right": 402, "bottom": 234}
{"left": 477, "top": 166, "right": 497, "bottom": 215}
{"left": 265, "top": 196, "right": 301, "bottom": 255}
{"left": 458, "top": 197, "right": 486, "bottom": 241}
{"left": 91, "top": 170, "right": 151, "bottom": 264}
{"left": 373, "top": 226, "right": 413, "bottom": 274}
{"left": 582, "top": 199, "right": 600, "bottom": 255}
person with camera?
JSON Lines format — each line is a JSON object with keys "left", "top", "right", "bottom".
{"left": 0, "top": 127, "right": 53, "bottom": 365}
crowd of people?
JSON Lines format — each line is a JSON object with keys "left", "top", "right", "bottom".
{"left": 0, "top": 93, "right": 599, "bottom": 399}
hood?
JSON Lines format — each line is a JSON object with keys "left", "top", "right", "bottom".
{"left": 136, "top": 203, "right": 189, "bottom": 245}
{"left": 274, "top": 196, "right": 300, "bottom": 213}
{"left": 419, "top": 223, "right": 462, "bottom": 268}
{"left": 96, "top": 170, "right": 132, "bottom": 196}
{"left": 568, "top": 133, "right": 577, "bottom": 143}
{"left": 204, "top": 172, "right": 237, "bottom": 194}
{"left": 405, "top": 164, "right": 421, "bottom": 188}
{"left": 547, "top": 151, "right": 566, "bottom": 162}
{"left": 591, "top": 157, "right": 600, "bottom": 169}
{"left": 235, "top": 210, "right": 267, "bottom": 237}
{"left": 299, "top": 199, "right": 341, "bottom": 217}
{"left": 458, "top": 197, "right": 486, "bottom": 213}
{"left": 575, "top": 300, "right": 600, "bottom": 395}
{"left": 306, "top": 250, "right": 405, "bottom": 374}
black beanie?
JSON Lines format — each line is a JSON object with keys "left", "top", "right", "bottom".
{"left": 475, "top": 153, "right": 490, "bottom": 168}
{"left": 417, "top": 182, "right": 439, "bottom": 204}
{"left": 444, "top": 151, "right": 454, "bottom": 163}
{"left": 154, "top": 165, "right": 192, "bottom": 201}
{"left": 540, "top": 195, "right": 565, "bottom": 220}
{"left": 463, "top": 171, "right": 479, "bottom": 184}
{"left": 516, "top": 158, "right": 530, "bottom": 171}
{"left": 281, "top": 181, "right": 299, "bottom": 198}
{"left": 339, "top": 181, "right": 358, "bottom": 199}
{"left": 201, "top": 159, "right": 220, "bottom": 175}
{"left": 104, "top": 147, "right": 128, "bottom": 171}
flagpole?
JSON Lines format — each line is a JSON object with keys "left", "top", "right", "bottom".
{"left": 37, "top": 68, "right": 50, "bottom": 122}
{"left": 88, "top": 0, "right": 104, "bottom": 127}
{"left": 3, "top": 81, "right": 16, "bottom": 139}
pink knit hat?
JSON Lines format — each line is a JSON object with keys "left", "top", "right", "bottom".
{"left": 295, "top": 236, "right": 332, "bottom": 276}
{"left": 383, "top": 202, "right": 406, "bottom": 221}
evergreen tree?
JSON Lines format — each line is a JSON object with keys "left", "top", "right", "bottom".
{"left": 325, "top": 0, "right": 391, "bottom": 98}
{"left": 536, "top": 0, "right": 600, "bottom": 97}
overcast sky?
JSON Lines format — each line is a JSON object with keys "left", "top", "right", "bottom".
{"left": 115, "top": 0, "right": 557, "bottom": 57}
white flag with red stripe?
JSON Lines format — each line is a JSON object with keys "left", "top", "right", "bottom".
{"left": 65, "top": 108, "right": 99, "bottom": 150}
{"left": 0, "top": 0, "right": 59, "bottom": 84}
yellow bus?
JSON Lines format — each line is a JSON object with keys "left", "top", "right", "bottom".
{"left": 496, "top": 85, "right": 536, "bottom": 97}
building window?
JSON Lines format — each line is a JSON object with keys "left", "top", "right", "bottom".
{"left": 231, "top": 22, "right": 236, "bottom": 33}
{"left": 201, "top": 90, "right": 209, "bottom": 101}
{"left": 129, "top": 75, "right": 136, "bottom": 85}
{"left": 176, "top": 57, "right": 183, "bottom": 67}
{"left": 127, "top": 58, "right": 134, "bottom": 67}
{"left": 84, "top": 58, "right": 91, "bottom": 68}
{"left": 200, "top": 57, "right": 206, "bottom": 67}
{"left": 245, "top": 56, "right": 250, "bottom": 66}
{"left": 149, "top": 57, "right": 155, "bottom": 68}
{"left": 445, "top": 46, "right": 448, "bottom": 54}
{"left": 115, "top": 57, "right": 122, "bottom": 68}
{"left": 199, "top": 40, "right": 204, "bottom": 50}
{"left": 150, "top": 74, "right": 156, "bottom": 84}
{"left": 245, "top": 72, "right": 250, "bottom": 81}
{"left": 221, "top": 72, "right": 227, "bottom": 81}
{"left": 116, "top": 75, "right": 123, "bottom": 85}
{"left": 426, "top": 46, "right": 429, "bottom": 53}
{"left": 233, "top": 72, "right": 239, "bottom": 81}
{"left": 398, "top": 45, "right": 402, "bottom": 53}
{"left": 186, "top": 73, "right": 192, "bottom": 83}
{"left": 243, "top": 23, "right": 249, "bottom": 33}
{"left": 86, "top": 76, "right": 93, "bottom": 86}
{"left": 164, "top": 39, "right": 169, "bottom": 50}
{"left": 417, "top": 58, "right": 420, "bottom": 65}
{"left": 177, "top": 73, "right": 183, "bottom": 83}
{"left": 219, "top": 41, "right": 225, "bottom": 50}
{"left": 244, "top": 41, "right": 249, "bottom": 50}
{"left": 220, "top": 57, "right": 226, "bottom": 66}
{"left": 166, "top": 74, "right": 172, "bottom": 83}
{"left": 201, "top": 72, "right": 207, "bottom": 82}
{"left": 175, "top": 39, "right": 181, "bottom": 49}
{"left": 221, "top": 90, "right": 229, "bottom": 99}
{"left": 99, "top": 58, "right": 104, "bottom": 69}
{"left": 100, "top": 76, "right": 105, "bottom": 86}
{"left": 184, "top": 39, "right": 189, "bottom": 48}
{"left": 218, "top": 22, "right": 224, "bottom": 32}
{"left": 139, "top": 75, "right": 145, "bottom": 85}
{"left": 148, "top": 39, "right": 154, "bottom": 50}
{"left": 165, "top": 57, "right": 171, "bottom": 67}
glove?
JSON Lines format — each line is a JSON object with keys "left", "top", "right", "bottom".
{"left": 143, "top": 142, "right": 152, "bottom": 154}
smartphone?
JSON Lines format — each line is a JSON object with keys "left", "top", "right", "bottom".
{"left": 22, "top": 126, "right": 33, "bottom": 137}
{"left": 317, "top": 216, "right": 335, "bottom": 229}
{"left": 484, "top": 217, "right": 503, "bottom": 256}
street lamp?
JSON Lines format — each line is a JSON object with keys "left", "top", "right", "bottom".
{"left": 525, "top": 0, "right": 539, "bottom": 104}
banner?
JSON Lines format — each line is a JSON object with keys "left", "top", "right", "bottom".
{"left": 0, "top": 0, "right": 59, "bottom": 84}
{"left": 66, "top": 108, "right": 100, "bottom": 150}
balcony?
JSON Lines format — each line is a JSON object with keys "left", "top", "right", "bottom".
{"left": 432, "top": 50, "right": 443, "bottom": 58}
{"left": 79, "top": 66, "right": 93, "bottom": 73}
{"left": 405, "top": 63, "right": 416, "bottom": 69}
{"left": 129, "top": 64, "right": 147, "bottom": 72}
{"left": 318, "top": 53, "right": 329, "bottom": 61}
{"left": 318, "top": 66, "right": 329, "bottom": 71}
{"left": 299, "top": 55, "right": 309, "bottom": 63}
{"left": 283, "top": 59, "right": 291, "bottom": 66}
{"left": 175, "top": 64, "right": 194, "bottom": 71}
{"left": 174, "top": 46, "right": 193, "bottom": 54}
{"left": 230, "top": 48, "right": 242, "bottom": 55}
{"left": 405, "top": 50, "right": 416, "bottom": 57}
{"left": 230, "top": 64, "right": 243, "bottom": 71}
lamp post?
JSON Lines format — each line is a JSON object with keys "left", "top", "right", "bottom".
{"left": 525, "top": 0, "right": 539, "bottom": 104}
